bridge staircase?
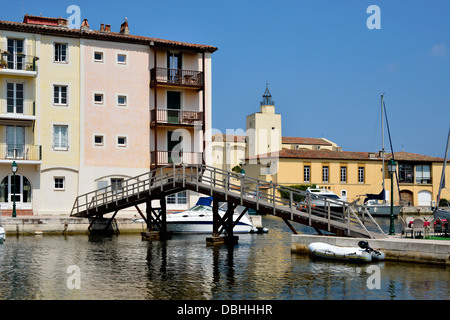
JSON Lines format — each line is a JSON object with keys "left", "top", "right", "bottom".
{"left": 70, "top": 164, "right": 387, "bottom": 239}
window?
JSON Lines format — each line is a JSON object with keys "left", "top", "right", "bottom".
{"left": 94, "top": 51, "right": 104, "bottom": 62}
{"left": 340, "top": 166, "right": 347, "bottom": 183}
{"left": 6, "top": 126, "right": 25, "bottom": 158}
{"left": 416, "top": 165, "right": 431, "bottom": 184}
{"left": 94, "top": 135, "right": 104, "bottom": 147}
{"left": 6, "top": 82, "right": 24, "bottom": 114}
{"left": 167, "top": 191, "right": 187, "bottom": 205}
{"left": 97, "top": 181, "right": 108, "bottom": 194}
{"left": 55, "top": 43, "right": 68, "bottom": 63}
{"left": 54, "top": 85, "right": 68, "bottom": 105}
{"left": 117, "top": 54, "right": 127, "bottom": 65}
{"left": 322, "top": 166, "right": 329, "bottom": 183}
{"left": 117, "top": 95, "right": 127, "bottom": 106}
{"left": 117, "top": 136, "right": 127, "bottom": 147}
{"left": 358, "top": 167, "right": 365, "bottom": 184}
{"left": 304, "top": 166, "right": 310, "bottom": 183}
{"left": 399, "top": 164, "right": 414, "bottom": 183}
{"left": 94, "top": 93, "right": 104, "bottom": 104}
{"left": 54, "top": 177, "right": 65, "bottom": 190}
{"left": 53, "top": 125, "right": 68, "bottom": 151}
{"left": 111, "top": 178, "right": 124, "bottom": 193}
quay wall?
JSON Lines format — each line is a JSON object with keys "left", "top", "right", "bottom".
{"left": 1, "top": 217, "right": 146, "bottom": 236}
{"left": 292, "top": 234, "right": 450, "bottom": 266}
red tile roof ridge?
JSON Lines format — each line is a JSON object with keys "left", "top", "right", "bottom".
{"left": 0, "top": 19, "right": 218, "bottom": 52}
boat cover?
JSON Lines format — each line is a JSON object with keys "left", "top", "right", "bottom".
{"left": 364, "top": 189, "right": 385, "bottom": 204}
{"left": 195, "top": 197, "right": 214, "bottom": 207}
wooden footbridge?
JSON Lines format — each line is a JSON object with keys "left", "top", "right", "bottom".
{"left": 70, "top": 164, "right": 387, "bottom": 240}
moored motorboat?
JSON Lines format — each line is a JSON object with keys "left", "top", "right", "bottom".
{"left": 308, "top": 241, "right": 385, "bottom": 263}
{"left": 0, "top": 226, "right": 5, "bottom": 243}
{"left": 164, "top": 197, "right": 268, "bottom": 235}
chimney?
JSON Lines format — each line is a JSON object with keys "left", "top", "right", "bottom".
{"left": 100, "top": 24, "right": 105, "bottom": 32}
{"left": 120, "top": 18, "right": 130, "bottom": 35}
{"left": 80, "top": 19, "right": 89, "bottom": 31}
{"left": 57, "top": 17, "right": 68, "bottom": 28}
{"left": 105, "top": 24, "right": 111, "bottom": 32}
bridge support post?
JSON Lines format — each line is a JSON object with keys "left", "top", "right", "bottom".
{"left": 142, "top": 196, "right": 172, "bottom": 241}
{"left": 206, "top": 200, "right": 239, "bottom": 246}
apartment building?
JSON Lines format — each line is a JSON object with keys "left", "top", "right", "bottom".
{"left": 0, "top": 15, "right": 217, "bottom": 216}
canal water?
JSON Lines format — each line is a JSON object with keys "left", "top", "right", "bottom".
{"left": 0, "top": 216, "right": 448, "bottom": 300}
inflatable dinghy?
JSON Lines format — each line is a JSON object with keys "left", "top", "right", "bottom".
{"left": 308, "top": 241, "right": 385, "bottom": 263}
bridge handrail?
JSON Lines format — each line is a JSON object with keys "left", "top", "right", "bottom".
{"left": 70, "top": 163, "right": 385, "bottom": 238}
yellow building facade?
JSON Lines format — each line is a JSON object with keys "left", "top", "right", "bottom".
{"left": 243, "top": 150, "right": 449, "bottom": 207}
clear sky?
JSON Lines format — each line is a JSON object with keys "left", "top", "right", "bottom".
{"left": 3, "top": 0, "right": 449, "bottom": 157}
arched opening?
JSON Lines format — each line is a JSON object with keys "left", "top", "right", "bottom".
{"left": 0, "top": 174, "right": 32, "bottom": 207}
{"left": 400, "top": 190, "right": 413, "bottom": 206}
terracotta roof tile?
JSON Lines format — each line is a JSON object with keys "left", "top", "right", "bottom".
{"left": 0, "top": 18, "right": 218, "bottom": 52}
{"left": 246, "top": 149, "right": 444, "bottom": 162}
{"left": 282, "top": 137, "right": 332, "bottom": 146}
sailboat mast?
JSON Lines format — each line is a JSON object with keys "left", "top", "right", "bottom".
{"left": 381, "top": 93, "right": 386, "bottom": 203}
{"left": 437, "top": 127, "right": 450, "bottom": 207}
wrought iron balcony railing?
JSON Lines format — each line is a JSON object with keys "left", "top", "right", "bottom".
{"left": 0, "top": 53, "right": 38, "bottom": 72}
{"left": 0, "top": 144, "right": 42, "bottom": 162}
{"left": 150, "top": 68, "right": 204, "bottom": 88}
{"left": 151, "top": 108, "right": 203, "bottom": 126}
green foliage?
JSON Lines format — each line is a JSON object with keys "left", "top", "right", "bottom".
{"left": 439, "top": 198, "right": 449, "bottom": 207}
{"left": 232, "top": 165, "right": 242, "bottom": 173}
{"left": 279, "top": 184, "right": 317, "bottom": 203}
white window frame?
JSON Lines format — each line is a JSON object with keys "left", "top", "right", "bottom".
{"left": 358, "top": 167, "right": 365, "bottom": 184}
{"left": 94, "top": 92, "right": 105, "bottom": 105}
{"left": 54, "top": 177, "right": 65, "bottom": 191}
{"left": 117, "top": 135, "right": 128, "bottom": 148}
{"left": 116, "top": 53, "right": 128, "bottom": 66}
{"left": 94, "top": 134, "right": 105, "bottom": 147}
{"left": 167, "top": 191, "right": 188, "bottom": 205}
{"left": 304, "top": 165, "right": 310, "bottom": 183}
{"left": 116, "top": 94, "right": 128, "bottom": 108}
{"left": 53, "top": 85, "right": 68, "bottom": 106}
{"left": 94, "top": 51, "right": 104, "bottom": 63}
{"left": 340, "top": 166, "right": 347, "bottom": 184}
{"left": 53, "top": 124, "right": 69, "bottom": 151}
{"left": 322, "top": 166, "right": 329, "bottom": 183}
{"left": 54, "top": 42, "right": 68, "bottom": 63}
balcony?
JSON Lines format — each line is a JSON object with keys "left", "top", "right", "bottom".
{"left": 151, "top": 108, "right": 203, "bottom": 127}
{"left": 151, "top": 151, "right": 203, "bottom": 166}
{"left": 0, "top": 53, "right": 38, "bottom": 77}
{"left": 0, "top": 144, "right": 42, "bottom": 164}
{"left": 150, "top": 68, "right": 204, "bottom": 89}
{"left": 0, "top": 100, "right": 36, "bottom": 123}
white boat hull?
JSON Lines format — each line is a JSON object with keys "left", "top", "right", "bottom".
{"left": 166, "top": 218, "right": 257, "bottom": 234}
{"left": 0, "top": 227, "right": 5, "bottom": 243}
{"left": 308, "top": 242, "right": 385, "bottom": 263}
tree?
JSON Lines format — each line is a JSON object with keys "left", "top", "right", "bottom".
{"left": 279, "top": 184, "right": 317, "bottom": 203}
{"left": 232, "top": 165, "right": 242, "bottom": 174}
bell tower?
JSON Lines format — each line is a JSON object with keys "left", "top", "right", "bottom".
{"left": 246, "top": 83, "right": 282, "bottom": 159}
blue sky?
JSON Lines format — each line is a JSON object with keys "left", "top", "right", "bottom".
{"left": 3, "top": 0, "right": 450, "bottom": 157}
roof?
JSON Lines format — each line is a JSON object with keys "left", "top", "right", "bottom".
{"left": 0, "top": 16, "right": 218, "bottom": 53}
{"left": 282, "top": 137, "right": 333, "bottom": 146}
{"left": 246, "top": 149, "right": 444, "bottom": 162}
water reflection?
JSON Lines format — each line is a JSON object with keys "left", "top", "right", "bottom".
{"left": 0, "top": 216, "right": 448, "bottom": 300}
